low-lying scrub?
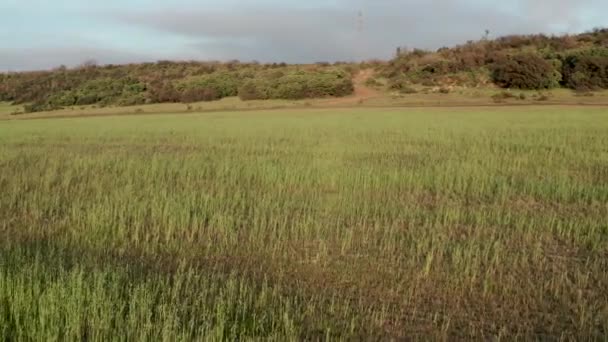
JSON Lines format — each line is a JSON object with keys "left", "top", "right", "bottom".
{"left": 0, "top": 63, "right": 355, "bottom": 113}
{"left": 382, "top": 29, "right": 608, "bottom": 91}
{"left": 238, "top": 69, "right": 353, "bottom": 100}
{"left": 490, "top": 53, "right": 561, "bottom": 89}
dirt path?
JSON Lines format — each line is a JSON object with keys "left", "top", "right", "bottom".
{"left": 324, "top": 69, "right": 381, "bottom": 105}
{"left": 353, "top": 69, "right": 381, "bottom": 99}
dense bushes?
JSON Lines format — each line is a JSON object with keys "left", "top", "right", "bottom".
{"left": 382, "top": 28, "right": 608, "bottom": 91}
{"left": 561, "top": 48, "right": 608, "bottom": 90}
{"left": 178, "top": 69, "right": 353, "bottom": 102}
{"left": 177, "top": 72, "right": 241, "bottom": 98}
{"left": 21, "top": 78, "right": 147, "bottom": 112}
{"left": 238, "top": 69, "right": 353, "bottom": 100}
{"left": 147, "top": 81, "right": 180, "bottom": 103}
{"left": 46, "top": 78, "right": 147, "bottom": 108}
{"left": 179, "top": 88, "right": 220, "bottom": 103}
{"left": 490, "top": 53, "right": 561, "bottom": 89}
{"left": 0, "top": 62, "right": 357, "bottom": 112}
{"left": 0, "top": 75, "right": 9, "bottom": 102}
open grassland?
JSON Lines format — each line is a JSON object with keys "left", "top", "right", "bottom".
{"left": 1, "top": 106, "right": 607, "bottom": 340}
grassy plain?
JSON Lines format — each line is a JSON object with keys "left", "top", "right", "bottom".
{"left": 1, "top": 106, "right": 607, "bottom": 339}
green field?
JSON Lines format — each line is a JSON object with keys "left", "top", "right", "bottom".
{"left": 1, "top": 106, "right": 607, "bottom": 339}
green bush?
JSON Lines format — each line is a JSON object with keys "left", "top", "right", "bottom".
{"left": 387, "top": 77, "right": 406, "bottom": 90}
{"left": 365, "top": 78, "right": 383, "bottom": 88}
{"left": 178, "top": 72, "right": 241, "bottom": 98}
{"left": 238, "top": 80, "right": 272, "bottom": 100}
{"left": 238, "top": 69, "right": 354, "bottom": 101}
{"left": 491, "top": 53, "right": 561, "bottom": 89}
{"left": 147, "top": 82, "right": 180, "bottom": 103}
{"left": 492, "top": 91, "right": 517, "bottom": 102}
{"left": 21, "top": 77, "right": 147, "bottom": 112}
{"left": 274, "top": 78, "right": 308, "bottom": 99}
{"left": 562, "top": 48, "right": 608, "bottom": 90}
{"left": 179, "top": 88, "right": 220, "bottom": 103}
{"left": 399, "top": 87, "right": 418, "bottom": 94}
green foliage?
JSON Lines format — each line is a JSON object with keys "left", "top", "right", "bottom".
{"left": 177, "top": 72, "right": 241, "bottom": 98}
{"left": 26, "top": 78, "right": 148, "bottom": 112}
{"left": 364, "top": 77, "right": 383, "bottom": 88}
{"left": 387, "top": 76, "right": 409, "bottom": 91}
{"left": 491, "top": 91, "right": 517, "bottom": 102}
{"left": 148, "top": 81, "right": 180, "bottom": 103}
{"left": 490, "top": 53, "right": 561, "bottom": 89}
{"left": 383, "top": 28, "right": 608, "bottom": 90}
{"left": 238, "top": 80, "right": 272, "bottom": 100}
{"left": 238, "top": 69, "right": 353, "bottom": 100}
{"left": 3, "top": 62, "right": 357, "bottom": 112}
{"left": 561, "top": 48, "right": 608, "bottom": 90}
{"left": 0, "top": 75, "right": 10, "bottom": 102}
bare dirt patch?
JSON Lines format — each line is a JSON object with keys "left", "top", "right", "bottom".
{"left": 324, "top": 69, "right": 382, "bottom": 106}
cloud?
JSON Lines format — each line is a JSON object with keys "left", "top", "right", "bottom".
{"left": 0, "top": 46, "right": 153, "bottom": 71}
{"left": 2, "top": 0, "right": 606, "bottom": 69}
{"left": 110, "top": 0, "right": 604, "bottom": 63}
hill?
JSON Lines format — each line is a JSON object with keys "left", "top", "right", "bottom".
{"left": 1, "top": 28, "right": 607, "bottom": 113}
{"left": 378, "top": 28, "right": 608, "bottom": 93}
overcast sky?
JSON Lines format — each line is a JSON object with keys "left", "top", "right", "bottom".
{"left": 1, "top": 0, "right": 607, "bottom": 71}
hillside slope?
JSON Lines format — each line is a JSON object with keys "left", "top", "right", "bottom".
{"left": 380, "top": 28, "right": 608, "bottom": 92}
{"left": 1, "top": 29, "right": 607, "bottom": 114}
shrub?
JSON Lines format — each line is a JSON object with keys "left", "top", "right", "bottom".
{"left": 399, "top": 87, "right": 418, "bottom": 94}
{"left": 118, "top": 94, "right": 147, "bottom": 106}
{"left": 574, "top": 90, "right": 595, "bottom": 97}
{"left": 238, "top": 80, "right": 272, "bottom": 101}
{"left": 387, "top": 77, "right": 408, "bottom": 91}
{"left": 537, "top": 95, "right": 550, "bottom": 101}
{"left": 148, "top": 82, "right": 180, "bottom": 103}
{"left": 492, "top": 91, "right": 517, "bottom": 103}
{"left": 274, "top": 80, "right": 308, "bottom": 100}
{"left": 562, "top": 48, "right": 608, "bottom": 90}
{"left": 491, "top": 53, "right": 561, "bottom": 89}
{"left": 179, "top": 88, "right": 220, "bottom": 103}
{"left": 238, "top": 69, "right": 354, "bottom": 101}
{"left": 43, "top": 77, "right": 148, "bottom": 108}
{"left": 421, "top": 79, "right": 436, "bottom": 87}
{"left": 438, "top": 87, "right": 451, "bottom": 94}
{"left": 24, "top": 101, "right": 61, "bottom": 113}
{"left": 178, "top": 72, "right": 240, "bottom": 98}
{"left": 365, "top": 78, "right": 383, "bottom": 88}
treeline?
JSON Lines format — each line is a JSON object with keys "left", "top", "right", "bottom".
{"left": 0, "top": 62, "right": 355, "bottom": 112}
{"left": 383, "top": 28, "right": 608, "bottom": 91}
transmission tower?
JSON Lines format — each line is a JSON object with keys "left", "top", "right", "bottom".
{"left": 357, "top": 10, "right": 365, "bottom": 62}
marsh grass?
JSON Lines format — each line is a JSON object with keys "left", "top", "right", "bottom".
{"left": 1, "top": 107, "right": 607, "bottom": 339}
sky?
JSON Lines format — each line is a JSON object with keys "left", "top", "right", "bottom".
{"left": 1, "top": 0, "right": 607, "bottom": 71}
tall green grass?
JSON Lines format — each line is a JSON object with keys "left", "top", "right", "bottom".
{"left": 1, "top": 107, "right": 607, "bottom": 339}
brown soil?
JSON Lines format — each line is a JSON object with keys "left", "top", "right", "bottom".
{"left": 324, "top": 69, "right": 381, "bottom": 105}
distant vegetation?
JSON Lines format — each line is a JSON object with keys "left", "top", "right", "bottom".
{"left": 0, "top": 62, "right": 356, "bottom": 113}
{"left": 382, "top": 28, "right": 608, "bottom": 91}
{"left": 1, "top": 28, "right": 607, "bottom": 113}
